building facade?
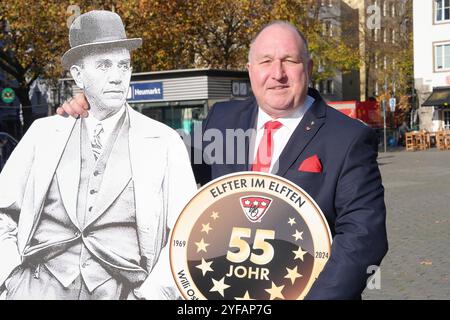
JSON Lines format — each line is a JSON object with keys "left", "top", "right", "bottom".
{"left": 342, "top": 0, "right": 411, "bottom": 102}
{"left": 413, "top": 0, "right": 450, "bottom": 131}
{"left": 313, "top": 0, "right": 361, "bottom": 102}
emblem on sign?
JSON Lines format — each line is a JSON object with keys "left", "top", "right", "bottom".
{"left": 170, "top": 172, "right": 332, "bottom": 300}
{"left": 240, "top": 196, "right": 272, "bottom": 222}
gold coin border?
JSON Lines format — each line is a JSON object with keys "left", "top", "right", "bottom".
{"left": 170, "top": 172, "right": 332, "bottom": 300}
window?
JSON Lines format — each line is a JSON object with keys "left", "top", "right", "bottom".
{"left": 326, "top": 80, "right": 334, "bottom": 94}
{"left": 382, "top": 0, "right": 387, "bottom": 17}
{"left": 319, "top": 81, "right": 325, "bottom": 94}
{"left": 318, "top": 59, "right": 325, "bottom": 72}
{"left": 387, "top": 28, "right": 392, "bottom": 43}
{"left": 323, "top": 21, "right": 333, "bottom": 37}
{"left": 391, "top": 29, "right": 396, "bottom": 44}
{"left": 435, "top": 0, "right": 450, "bottom": 22}
{"left": 435, "top": 43, "right": 450, "bottom": 71}
{"left": 444, "top": 110, "right": 450, "bottom": 129}
{"left": 390, "top": 2, "right": 396, "bottom": 17}
{"left": 372, "top": 28, "right": 379, "bottom": 41}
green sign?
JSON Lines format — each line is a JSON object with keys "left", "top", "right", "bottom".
{"left": 1, "top": 88, "right": 15, "bottom": 104}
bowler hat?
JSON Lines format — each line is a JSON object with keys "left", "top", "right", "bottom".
{"left": 61, "top": 10, "right": 142, "bottom": 70}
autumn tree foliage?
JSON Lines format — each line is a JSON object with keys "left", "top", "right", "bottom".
{"left": 116, "top": 0, "right": 270, "bottom": 71}
{"left": 0, "top": 0, "right": 124, "bottom": 130}
{"left": 269, "top": 0, "right": 360, "bottom": 83}
{"left": 0, "top": 1, "right": 68, "bottom": 130}
{"left": 0, "top": 0, "right": 364, "bottom": 130}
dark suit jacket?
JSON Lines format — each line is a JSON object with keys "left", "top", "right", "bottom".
{"left": 193, "top": 88, "right": 388, "bottom": 300}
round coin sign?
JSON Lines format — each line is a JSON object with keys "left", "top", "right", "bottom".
{"left": 170, "top": 172, "right": 332, "bottom": 300}
{"left": 1, "top": 88, "right": 15, "bottom": 104}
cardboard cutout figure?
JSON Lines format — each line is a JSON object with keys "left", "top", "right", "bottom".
{"left": 0, "top": 10, "right": 197, "bottom": 300}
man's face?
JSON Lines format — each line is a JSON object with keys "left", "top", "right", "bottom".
{"left": 247, "top": 25, "right": 313, "bottom": 118}
{"left": 74, "top": 47, "right": 132, "bottom": 116}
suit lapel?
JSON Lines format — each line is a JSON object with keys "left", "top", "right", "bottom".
{"left": 127, "top": 106, "right": 165, "bottom": 266}
{"left": 233, "top": 99, "right": 258, "bottom": 172}
{"left": 55, "top": 120, "right": 82, "bottom": 228}
{"left": 32, "top": 117, "right": 78, "bottom": 236}
{"left": 19, "top": 117, "right": 77, "bottom": 251}
{"left": 276, "top": 91, "right": 327, "bottom": 177}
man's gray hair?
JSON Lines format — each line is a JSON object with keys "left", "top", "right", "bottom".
{"left": 248, "top": 20, "right": 310, "bottom": 63}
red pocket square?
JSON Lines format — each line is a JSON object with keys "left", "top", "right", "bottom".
{"left": 298, "top": 155, "right": 322, "bottom": 173}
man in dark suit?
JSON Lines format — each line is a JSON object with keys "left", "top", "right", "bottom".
{"left": 194, "top": 21, "right": 388, "bottom": 300}
{"left": 57, "top": 21, "right": 387, "bottom": 300}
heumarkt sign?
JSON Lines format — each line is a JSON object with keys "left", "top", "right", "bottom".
{"left": 1, "top": 88, "right": 16, "bottom": 104}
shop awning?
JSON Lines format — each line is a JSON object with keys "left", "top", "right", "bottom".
{"left": 422, "top": 87, "right": 450, "bottom": 107}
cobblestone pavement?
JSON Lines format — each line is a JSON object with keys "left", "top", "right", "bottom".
{"left": 362, "top": 149, "right": 450, "bottom": 300}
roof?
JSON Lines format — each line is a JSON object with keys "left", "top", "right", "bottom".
{"left": 422, "top": 86, "right": 450, "bottom": 107}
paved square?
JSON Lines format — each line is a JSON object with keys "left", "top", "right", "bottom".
{"left": 363, "top": 149, "right": 450, "bottom": 300}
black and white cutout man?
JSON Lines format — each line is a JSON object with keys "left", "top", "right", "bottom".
{"left": 0, "top": 10, "right": 196, "bottom": 300}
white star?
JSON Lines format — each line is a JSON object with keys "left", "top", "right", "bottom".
{"left": 195, "top": 258, "right": 213, "bottom": 276}
{"left": 195, "top": 238, "right": 210, "bottom": 253}
{"left": 284, "top": 266, "right": 303, "bottom": 285}
{"left": 288, "top": 218, "right": 296, "bottom": 226}
{"left": 235, "top": 291, "right": 255, "bottom": 300}
{"left": 201, "top": 223, "right": 212, "bottom": 234}
{"left": 265, "top": 281, "right": 285, "bottom": 300}
{"left": 293, "top": 246, "right": 308, "bottom": 261}
{"left": 292, "top": 230, "right": 304, "bottom": 241}
{"left": 253, "top": 201, "right": 259, "bottom": 206}
{"left": 211, "top": 211, "right": 219, "bottom": 220}
{"left": 210, "top": 277, "right": 230, "bottom": 297}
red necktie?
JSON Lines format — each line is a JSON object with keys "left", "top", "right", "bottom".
{"left": 252, "top": 121, "right": 283, "bottom": 172}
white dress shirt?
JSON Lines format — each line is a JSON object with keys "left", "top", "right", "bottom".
{"left": 251, "top": 95, "right": 315, "bottom": 173}
{"left": 84, "top": 105, "right": 126, "bottom": 148}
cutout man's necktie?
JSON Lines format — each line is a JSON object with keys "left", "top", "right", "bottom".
{"left": 91, "top": 123, "right": 104, "bottom": 161}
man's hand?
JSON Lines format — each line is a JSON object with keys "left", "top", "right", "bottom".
{"left": 56, "top": 93, "right": 89, "bottom": 118}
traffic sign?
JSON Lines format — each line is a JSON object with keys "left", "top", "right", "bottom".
{"left": 1, "top": 88, "right": 15, "bottom": 104}
{"left": 389, "top": 98, "right": 396, "bottom": 112}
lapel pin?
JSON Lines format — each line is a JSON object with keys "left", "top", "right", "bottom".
{"left": 306, "top": 126, "right": 311, "bottom": 131}
{"left": 311, "top": 121, "right": 315, "bottom": 126}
